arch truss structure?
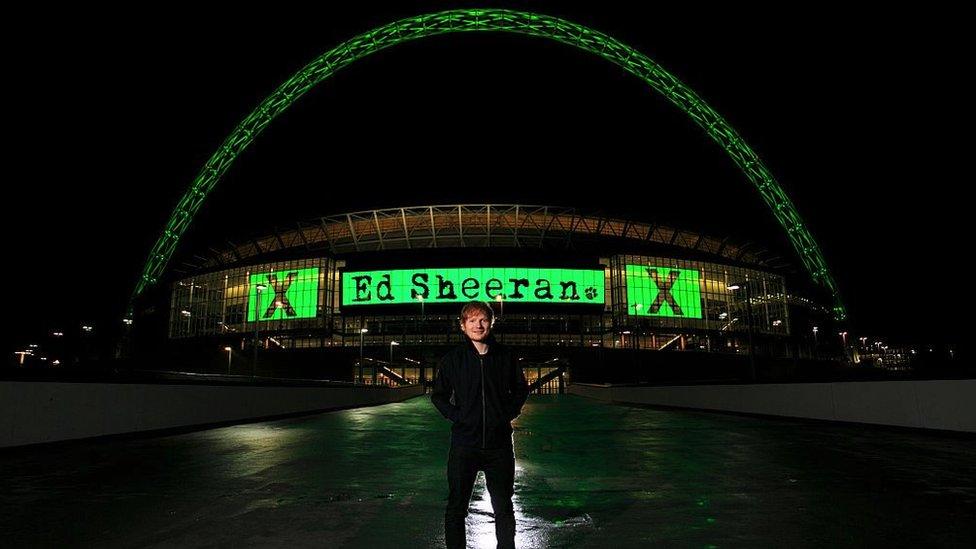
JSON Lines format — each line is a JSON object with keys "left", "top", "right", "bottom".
{"left": 133, "top": 9, "right": 846, "bottom": 320}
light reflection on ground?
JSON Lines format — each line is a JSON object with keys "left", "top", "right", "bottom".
{"left": 2, "top": 395, "right": 975, "bottom": 547}
{"left": 464, "top": 460, "right": 570, "bottom": 549}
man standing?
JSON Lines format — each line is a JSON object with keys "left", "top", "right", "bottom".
{"left": 431, "top": 301, "right": 529, "bottom": 549}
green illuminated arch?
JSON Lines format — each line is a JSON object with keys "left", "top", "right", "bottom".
{"left": 133, "top": 8, "right": 846, "bottom": 320}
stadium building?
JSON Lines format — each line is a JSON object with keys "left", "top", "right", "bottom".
{"left": 124, "top": 11, "right": 852, "bottom": 388}
{"left": 131, "top": 204, "right": 841, "bottom": 389}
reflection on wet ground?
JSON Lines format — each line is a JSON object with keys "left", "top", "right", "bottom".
{"left": 2, "top": 394, "right": 974, "bottom": 547}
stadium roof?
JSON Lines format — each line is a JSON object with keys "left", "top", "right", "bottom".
{"left": 176, "top": 204, "right": 788, "bottom": 274}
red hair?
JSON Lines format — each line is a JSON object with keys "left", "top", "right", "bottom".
{"left": 459, "top": 301, "right": 494, "bottom": 324}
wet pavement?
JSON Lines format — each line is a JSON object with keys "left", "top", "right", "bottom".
{"left": 2, "top": 394, "right": 974, "bottom": 547}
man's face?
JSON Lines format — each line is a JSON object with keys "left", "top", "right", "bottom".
{"left": 460, "top": 311, "right": 492, "bottom": 342}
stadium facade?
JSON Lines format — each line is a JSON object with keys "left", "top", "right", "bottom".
{"left": 132, "top": 204, "right": 840, "bottom": 387}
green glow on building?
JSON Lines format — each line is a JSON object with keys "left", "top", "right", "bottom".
{"left": 625, "top": 265, "right": 702, "bottom": 318}
{"left": 342, "top": 267, "right": 604, "bottom": 306}
{"left": 248, "top": 267, "right": 319, "bottom": 321}
{"left": 132, "top": 8, "right": 846, "bottom": 320}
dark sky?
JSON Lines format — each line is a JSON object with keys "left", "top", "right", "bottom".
{"left": 5, "top": 3, "right": 969, "bottom": 353}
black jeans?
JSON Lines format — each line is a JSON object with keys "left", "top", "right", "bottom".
{"left": 445, "top": 444, "right": 516, "bottom": 549}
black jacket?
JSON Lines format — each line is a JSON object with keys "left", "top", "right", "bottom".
{"left": 430, "top": 338, "right": 529, "bottom": 448}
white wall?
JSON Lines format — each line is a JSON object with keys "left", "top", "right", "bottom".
{"left": 0, "top": 382, "right": 424, "bottom": 448}
{"left": 569, "top": 380, "right": 976, "bottom": 432}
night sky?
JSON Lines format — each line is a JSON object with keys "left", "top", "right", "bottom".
{"left": 5, "top": 3, "right": 968, "bottom": 354}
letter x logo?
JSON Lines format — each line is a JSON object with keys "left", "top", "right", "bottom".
{"left": 647, "top": 268, "right": 683, "bottom": 316}
{"left": 263, "top": 272, "right": 298, "bottom": 318}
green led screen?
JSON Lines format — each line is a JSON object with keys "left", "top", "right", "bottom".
{"left": 248, "top": 267, "right": 319, "bottom": 322}
{"left": 342, "top": 268, "right": 604, "bottom": 306}
{"left": 625, "top": 265, "right": 702, "bottom": 318}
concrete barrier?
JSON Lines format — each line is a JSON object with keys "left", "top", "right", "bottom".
{"left": 0, "top": 381, "right": 425, "bottom": 448}
{"left": 569, "top": 380, "right": 976, "bottom": 432}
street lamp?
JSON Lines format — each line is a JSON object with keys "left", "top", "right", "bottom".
{"left": 495, "top": 294, "right": 504, "bottom": 321}
{"left": 359, "top": 327, "right": 368, "bottom": 383}
{"left": 631, "top": 303, "right": 642, "bottom": 350}
{"left": 390, "top": 341, "right": 401, "bottom": 383}
{"left": 253, "top": 283, "right": 267, "bottom": 377}
{"left": 224, "top": 346, "right": 233, "bottom": 374}
{"left": 728, "top": 282, "right": 756, "bottom": 381}
{"left": 839, "top": 331, "right": 850, "bottom": 363}
{"left": 416, "top": 294, "right": 425, "bottom": 342}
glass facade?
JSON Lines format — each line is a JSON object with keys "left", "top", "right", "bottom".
{"left": 169, "top": 254, "right": 790, "bottom": 355}
{"left": 169, "top": 258, "right": 336, "bottom": 339}
{"left": 609, "top": 255, "right": 790, "bottom": 337}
